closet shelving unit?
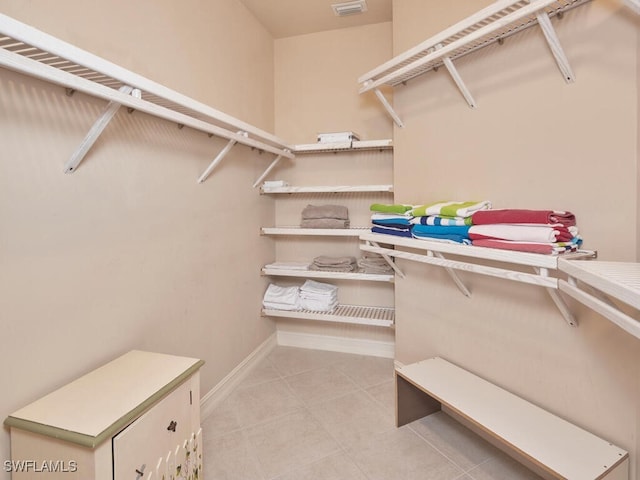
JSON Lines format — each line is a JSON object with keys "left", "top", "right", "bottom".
{"left": 358, "top": 0, "right": 591, "bottom": 126}
{"left": 0, "top": 13, "right": 293, "bottom": 181}
{"left": 360, "top": 231, "right": 595, "bottom": 327}
{"left": 260, "top": 139, "right": 395, "bottom": 327}
{"left": 558, "top": 259, "right": 640, "bottom": 340}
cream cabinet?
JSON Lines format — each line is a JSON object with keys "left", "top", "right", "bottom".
{"left": 4, "top": 350, "right": 204, "bottom": 480}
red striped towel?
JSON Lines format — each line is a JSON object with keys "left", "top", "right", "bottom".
{"left": 471, "top": 209, "right": 576, "bottom": 227}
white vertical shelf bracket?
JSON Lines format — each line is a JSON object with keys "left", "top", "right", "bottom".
{"left": 63, "top": 85, "right": 138, "bottom": 173}
{"left": 252, "top": 151, "right": 290, "bottom": 188}
{"left": 533, "top": 7, "right": 575, "bottom": 83}
{"left": 534, "top": 266, "right": 577, "bottom": 327}
{"left": 197, "top": 131, "right": 248, "bottom": 184}
{"left": 437, "top": 44, "right": 477, "bottom": 108}
{"left": 433, "top": 251, "right": 472, "bottom": 297}
{"left": 368, "top": 240, "right": 405, "bottom": 279}
{"left": 364, "top": 81, "right": 405, "bottom": 128}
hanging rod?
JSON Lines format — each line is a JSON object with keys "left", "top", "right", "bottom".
{"left": 358, "top": 0, "right": 590, "bottom": 125}
{"left": 0, "top": 13, "right": 294, "bottom": 168}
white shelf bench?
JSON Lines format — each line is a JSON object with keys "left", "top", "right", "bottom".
{"left": 396, "top": 357, "right": 629, "bottom": 480}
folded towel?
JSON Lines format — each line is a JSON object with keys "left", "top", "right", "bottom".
{"left": 301, "top": 204, "right": 349, "bottom": 220}
{"left": 300, "top": 279, "right": 339, "bottom": 295}
{"left": 372, "top": 220, "right": 412, "bottom": 229}
{"left": 371, "top": 214, "right": 412, "bottom": 225}
{"left": 262, "top": 284, "right": 300, "bottom": 310}
{"left": 471, "top": 209, "right": 576, "bottom": 227}
{"left": 409, "top": 200, "right": 491, "bottom": 218}
{"left": 312, "top": 255, "right": 357, "bottom": 267}
{"left": 468, "top": 224, "right": 574, "bottom": 243}
{"left": 471, "top": 238, "right": 579, "bottom": 255}
{"left": 357, "top": 253, "right": 394, "bottom": 274}
{"left": 410, "top": 216, "right": 472, "bottom": 226}
{"left": 371, "top": 225, "right": 413, "bottom": 238}
{"left": 370, "top": 203, "right": 413, "bottom": 215}
{"left": 301, "top": 218, "right": 350, "bottom": 229}
{"left": 410, "top": 225, "right": 471, "bottom": 244}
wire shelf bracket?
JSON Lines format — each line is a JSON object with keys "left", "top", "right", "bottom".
{"left": 358, "top": 0, "right": 589, "bottom": 125}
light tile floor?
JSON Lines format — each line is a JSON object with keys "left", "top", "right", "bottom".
{"left": 202, "top": 346, "right": 543, "bottom": 480}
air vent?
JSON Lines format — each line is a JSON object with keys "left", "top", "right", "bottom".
{"left": 332, "top": 0, "right": 368, "bottom": 17}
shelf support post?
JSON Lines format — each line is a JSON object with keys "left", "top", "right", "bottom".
{"left": 438, "top": 44, "right": 477, "bottom": 108}
{"left": 252, "top": 151, "right": 290, "bottom": 188}
{"left": 367, "top": 240, "right": 405, "bottom": 279}
{"left": 433, "top": 251, "right": 472, "bottom": 297}
{"left": 197, "top": 131, "right": 247, "bottom": 184}
{"left": 364, "top": 81, "right": 404, "bottom": 128}
{"left": 63, "top": 85, "right": 137, "bottom": 173}
{"left": 534, "top": 267, "right": 577, "bottom": 327}
{"left": 534, "top": 8, "right": 575, "bottom": 83}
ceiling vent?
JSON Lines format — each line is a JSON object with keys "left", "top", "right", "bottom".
{"left": 332, "top": 0, "right": 368, "bottom": 17}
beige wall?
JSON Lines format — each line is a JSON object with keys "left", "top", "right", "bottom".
{"left": 0, "top": 0, "right": 276, "bottom": 474}
{"left": 392, "top": 0, "right": 640, "bottom": 478}
{"left": 275, "top": 22, "right": 393, "bottom": 144}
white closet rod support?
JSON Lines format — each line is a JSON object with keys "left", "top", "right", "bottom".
{"left": 559, "top": 279, "right": 640, "bottom": 339}
{"left": 252, "top": 153, "right": 287, "bottom": 188}
{"left": 434, "top": 251, "right": 472, "bottom": 297}
{"left": 0, "top": 48, "right": 294, "bottom": 160}
{"left": 64, "top": 85, "right": 134, "bottom": 173}
{"left": 534, "top": 10, "right": 575, "bottom": 83}
{"left": 441, "top": 55, "right": 477, "bottom": 108}
{"left": 534, "top": 267, "right": 577, "bottom": 326}
{"left": 366, "top": 241, "right": 406, "bottom": 279}
{"left": 367, "top": 83, "right": 404, "bottom": 128}
{"left": 197, "top": 132, "right": 247, "bottom": 184}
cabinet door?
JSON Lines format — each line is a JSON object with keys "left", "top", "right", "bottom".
{"left": 112, "top": 380, "right": 193, "bottom": 480}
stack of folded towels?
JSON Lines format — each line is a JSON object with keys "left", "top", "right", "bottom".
{"left": 262, "top": 283, "right": 302, "bottom": 311}
{"left": 369, "top": 203, "right": 414, "bottom": 237}
{"left": 369, "top": 200, "right": 491, "bottom": 244}
{"left": 301, "top": 204, "right": 349, "bottom": 229}
{"left": 298, "top": 280, "right": 338, "bottom": 312}
{"left": 408, "top": 200, "right": 491, "bottom": 244}
{"left": 262, "top": 280, "right": 338, "bottom": 312}
{"left": 357, "top": 251, "right": 394, "bottom": 274}
{"left": 468, "top": 209, "right": 581, "bottom": 254}
{"left": 309, "top": 255, "right": 357, "bottom": 272}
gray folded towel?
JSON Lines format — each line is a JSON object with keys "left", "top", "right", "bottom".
{"left": 301, "top": 204, "right": 349, "bottom": 220}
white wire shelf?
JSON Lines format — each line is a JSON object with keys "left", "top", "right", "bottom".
{"left": 262, "top": 304, "right": 395, "bottom": 327}
{"left": 358, "top": 0, "right": 590, "bottom": 125}
{"left": 262, "top": 227, "right": 370, "bottom": 237}
{"left": 260, "top": 185, "right": 394, "bottom": 194}
{"left": 0, "top": 13, "right": 293, "bottom": 178}
{"left": 558, "top": 259, "right": 640, "bottom": 340}
{"left": 360, "top": 231, "right": 596, "bottom": 328}
{"left": 261, "top": 266, "right": 394, "bottom": 283}
{"left": 293, "top": 139, "right": 393, "bottom": 154}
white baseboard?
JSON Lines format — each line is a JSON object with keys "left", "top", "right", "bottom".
{"left": 276, "top": 330, "right": 395, "bottom": 359}
{"left": 200, "top": 333, "right": 277, "bottom": 420}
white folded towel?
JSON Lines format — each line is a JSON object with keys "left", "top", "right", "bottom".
{"left": 262, "top": 284, "right": 300, "bottom": 310}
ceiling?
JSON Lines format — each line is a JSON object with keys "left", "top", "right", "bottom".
{"left": 238, "top": 0, "right": 392, "bottom": 39}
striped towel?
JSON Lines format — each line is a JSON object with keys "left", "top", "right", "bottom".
{"left": 410, "top": 215, "right": 472, "bottom": 226}
{"left": 468, "top": 224, "right": 575, "bottom": 243}
{"left": 411, "top": 225, "right": 471, "bottom": 244}
{"left": 409, "top": 201, "right": 491, "bottom": 218}
{"left": 370, "top": 203, "right": 413, "bottom": 215}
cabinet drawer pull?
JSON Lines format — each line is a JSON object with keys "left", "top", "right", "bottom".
{"left": 167, "top": 420, "right": 177, "bottom": 432}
